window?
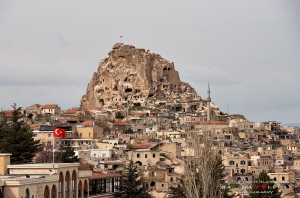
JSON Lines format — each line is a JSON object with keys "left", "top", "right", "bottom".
{"left": 170, "top": 177, "right": 173, "bottom": 182}
{"left": 273, "top": 177, "right": 276, "bottom": 181}
{"left": 153, "top": 153, "right": 156, "bottom": 158}
{"left": 145, "top": 154, "right": 148, "bottom": 158}
{"left": 162, "top": 184, "right": 164, "bottom": 187}
{"left": 282, "top": 177, "right": 285, "bottom": 181}
{"left": 240, "top": 160, "right": 246, "bottom": 165}
{"left": 34, "top": 134, "right": 37, "bottom": 137}
{"left": 229, "top": 160, "right": 234, "bottom": 165}
{"left": 47, "top": 133, "right": 51, "bottom": 137}
{"left": 137, "top": 154, "right": 140, "bottom": 158}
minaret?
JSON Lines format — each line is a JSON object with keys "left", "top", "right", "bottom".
{"left": 207, "top": 82, "right": 211, "bottom": 121}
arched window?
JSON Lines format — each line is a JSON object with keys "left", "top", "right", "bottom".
{"left": 25, "top": 188, "right": 30, "bottom": 198}
{"left": 240, "top": 160, "right": 246, "bottom": 165}
{"left": 44, "top": 185, "right": 50, "bottom": 198}
{"left": 150, "top": 181, "right": 155, "bottom": 186}
{"left": 84, "top": 180, "right": 88, "bottom": 197}
{"left": 72, "top": 170, "right": 77, "bottom": 198}
{"left": 241, "top": 169, "right": 246, "bottom": 174}
{"left": 229, "top": 160, "right": 234, "bottom": 165}
{"left": 58, "top": 171, "right": 64, "bottom": 198}
{"left": 65, "top": 171, "right": 70, "bottom": 198}
{"left": 51, "top": 185, "right": 57, "bottom": 198}
{"left": 78, "top": 181, "right": 82, "bottom": 198}
{"left": 136, "top": 161, "right": 142, "bottom": 166}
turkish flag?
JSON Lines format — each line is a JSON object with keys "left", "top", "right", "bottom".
{"left": 53, "top": 126, "right": 66, "bottom": 138}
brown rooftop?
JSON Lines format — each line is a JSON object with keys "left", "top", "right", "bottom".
{"left": 131, "top": 144, "right": 151, "bottom": 149}
{"left": 89, "top": 173, "right": 120, "bottom": 179}
{"left": 111, "top": 120, "right": 129, "bottom": 126}
{"left": 42, "top": 104, "right": 58, "bottom": 109}
{"left": 192, "top": 121, "right": 228, "bottom": 125}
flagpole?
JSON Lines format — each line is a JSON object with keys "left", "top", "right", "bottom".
{"left": 53, "top": 126, "right": 55, "bottom": 164}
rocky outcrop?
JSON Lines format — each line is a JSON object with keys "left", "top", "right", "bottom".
{"left": 81, "top": 43, "right": 201, "bottom": 108}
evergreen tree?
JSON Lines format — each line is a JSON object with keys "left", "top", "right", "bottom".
{"left": 56, "top": 144, "right": 79, "bottom": 163}
{"left": 246, "top": 171, "right": 281, "bottom": 198}
{"left": 117, "top": 160, "right": 152, "bottom": 198}
{"left": 0, "top": 103, "right": 40, "bottom": 164}
{"left": 169, "top": 179, "right": 187, "bottom": 198}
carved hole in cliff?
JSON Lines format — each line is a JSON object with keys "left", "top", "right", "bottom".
{"left": 134, "top": 102, "right": 141, "bottom": 107}
{"left": 163, "top": 67, "right": 167, "bottom": 71}
{"left": 175, "top": 107, "right": 182, "bottom": 111}
{"left": 160, "top": 79, "right": 164, "bottom": 82}
{"left": 125, "top": 88, "right": 132, "bottom": 92}
{"left": 168, "top": 68, "right": 170, "bottom": 71}
{"left": 97, "top": 89, "right": 104, "bottom": 94}
{"left": 148, "top": 94, "right": 154, "bottom": 97}
{"left": 99, "top": 99, "right": 104, "bottom": 105}
{"left": 105, "top": 87, "right": 109, "bottom": 91}
{"left": 113, "top": 86, "right": 118, "bottom": 91}
{"left": 124, "top": 77, "right": 128, "bottom": 82}
{"left": 191, "top": 105, "right": 197, "bottom": 110}
{"left": 135, "top": 89, "right": 140, "bottom": 93}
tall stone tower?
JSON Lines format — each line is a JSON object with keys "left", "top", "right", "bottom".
{"left": 207, "top": 82, "right": 211, "bottom": 121}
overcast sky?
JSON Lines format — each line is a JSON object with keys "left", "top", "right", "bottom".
{"left": 1, "top": 0, "right": 299, "bottom": 124}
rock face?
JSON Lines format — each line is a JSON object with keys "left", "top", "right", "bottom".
{"left": 81, "top": 43, "right": 201, "bottom": 107}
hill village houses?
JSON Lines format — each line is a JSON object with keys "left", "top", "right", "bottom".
{"left": 1, "top": 103, "right": 300, "bottom": 197}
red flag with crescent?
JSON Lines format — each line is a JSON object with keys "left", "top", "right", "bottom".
{"left": 53, "top": 126, "right": 66, "bottom": 138}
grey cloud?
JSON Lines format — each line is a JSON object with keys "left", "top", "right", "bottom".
{"left": 0, "top": 0, "right": 299, "bottom": 124}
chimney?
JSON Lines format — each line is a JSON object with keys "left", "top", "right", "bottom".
{"left": 0, "top": 153, "right": 11, "bottom": 175}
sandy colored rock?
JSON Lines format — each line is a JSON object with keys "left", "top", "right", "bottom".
{"left": 81, "top": 43, "right": 200, "bottom": 108}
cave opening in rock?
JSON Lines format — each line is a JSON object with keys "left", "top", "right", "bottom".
{"left": 148, "top": 94, "right": 154, "bottom": 97}
{"left": 176, "top": 107, "right": 182, "bottom": 111}
{"left": 99, "top": 99, "right": 105, "bottom": 105}
{"left": 134, "top": 102, "right": 141, "bottom": 107}
{"left": 125, "top": 88, "right": 132, "bottom": 92}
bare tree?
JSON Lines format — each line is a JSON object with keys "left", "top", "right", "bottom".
{"left": 34, "top": 143, "right": 54, "bottom": 163}
{"left": 181, "top": 128, "right": 232, "bottom": 198}
{"left": 78, "top": 159, "right": 94, "bottom": 170}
